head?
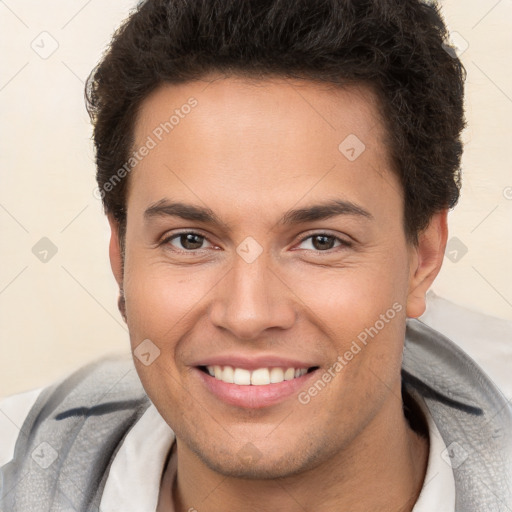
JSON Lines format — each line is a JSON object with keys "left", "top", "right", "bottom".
{"left": 86, "top": 0, "right": 465, "bottom": 479}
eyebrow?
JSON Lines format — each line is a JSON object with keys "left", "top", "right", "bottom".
{"left": 280, "top": 199, "right": 373, "bottom": 224}
{"left": 143, "top": 198, "right": 373, "bottom": 230}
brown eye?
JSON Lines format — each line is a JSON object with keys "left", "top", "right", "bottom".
{"left": 166, "top": 232, "right": 211, "bottom": 251}
{"left": 180, "top": 233, "right": 204, "bottom": 249}
{"left": 312, "top": 235, "right": 336, "bottom": 251}
{"left": 296, "top": 233, "right": 350, "bottom": 252}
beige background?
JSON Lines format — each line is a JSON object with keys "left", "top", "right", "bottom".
{"left": 1, "top": 0, "right": 511, "bottom": 398}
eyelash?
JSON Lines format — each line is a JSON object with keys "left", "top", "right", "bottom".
{"left": 159, "top": 231, "right": 352, "bottom": 253}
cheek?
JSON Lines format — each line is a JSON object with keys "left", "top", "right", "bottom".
{"left": 122, "top": 257, "right": 214, "bottom": 341}
{"left": 282, "top": 254, "right": 410, "bottom": 337}
{"left": 121, "top": 262, "right": 204, "bottom": 417}
{"left": 279, "top": 253, "right": 410, "bottom": 398}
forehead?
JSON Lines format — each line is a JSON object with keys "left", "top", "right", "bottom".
{"left": 127, "top": 75, "right": 400, "bottom": 220}
{"left": 133, "top": 75, "right": 388, "bottom": 152}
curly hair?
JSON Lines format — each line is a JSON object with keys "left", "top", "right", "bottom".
{"left": 85, "top": 0, "right": 466, "bottom": 245}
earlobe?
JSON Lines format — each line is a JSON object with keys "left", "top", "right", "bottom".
{"left": 406, "top": 211, "right": 448, "bottom": 318}
{"left": 107, "top": 214, "right": 124, "bottom": 288}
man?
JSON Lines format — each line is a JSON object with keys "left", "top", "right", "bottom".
{"left": 1, "top": 0, "right": 511, "bottom": 511}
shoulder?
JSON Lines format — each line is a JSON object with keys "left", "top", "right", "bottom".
{"left": 0, "top": 354, "right": 147, "bottom": 467}
{"left": 0, "top": 387, "right": 44, "bottom": 466}
{"left": 421, "top": 290, "right": 512, "bottom": 397}
{"left": 404, "top": 308, "right": 512, "bottom": 510}
{"left": 0, "top": 354, "right": 151, "bottom": 510}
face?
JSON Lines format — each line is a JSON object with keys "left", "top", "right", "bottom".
{"left": 112, "top": 76, "right": 439, "bottom": 478}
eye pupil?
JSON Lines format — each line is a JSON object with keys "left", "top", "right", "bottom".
{"left": 312, "top": 235, "right": 334, "bottom": 251}
{"left": 181, "top": 233, "right": 203, "bottom": 250}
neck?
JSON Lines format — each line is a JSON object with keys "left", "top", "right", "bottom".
{"left": 159, "top": 392, "right": 429, "bottom": 512}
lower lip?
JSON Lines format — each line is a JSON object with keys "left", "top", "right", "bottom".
{"left": 195, "top": 368, "right": 318, "bottom": 409}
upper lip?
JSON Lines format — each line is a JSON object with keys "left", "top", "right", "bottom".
{"left": 191, "top": 354, "right": 319, "bottom": 371}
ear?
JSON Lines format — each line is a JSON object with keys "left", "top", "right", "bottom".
{"left": 107, "top": 214, "right": 123, "bottom": 288}
{"left": 406, "top": 210, "right": 448, "bottom": 318}
{"left": 107, "top": 214, "right": 127, "bottom": 322}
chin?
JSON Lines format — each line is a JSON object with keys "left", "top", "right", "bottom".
{"left": 186, "top": 436, "right": 328, "bottom": 480}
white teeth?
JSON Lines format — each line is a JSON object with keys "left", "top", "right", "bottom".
{"left": 251, "top": 368, "right": 270, "bottom": 386}
{"left": 205, "top": 365, "right": 309, "bottom": 385}
{"left": 233, "top": 368, "right": 251, "bottom": 385}
{"left": 284, "top": 368, "right": 295, "bottom": 381}
{"left": 269, "top": 367, "right": 284, "bottom": 383}
{"left": 222, "top": 365, "right": 234, "bottom": 383}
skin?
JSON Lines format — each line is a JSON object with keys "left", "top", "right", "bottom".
{"left": 107, "top": 75, "right": 448, "bottom": 511}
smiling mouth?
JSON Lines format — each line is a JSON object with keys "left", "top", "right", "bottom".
{"left": 198, "top": 365, "right": 319, "bottom": 385}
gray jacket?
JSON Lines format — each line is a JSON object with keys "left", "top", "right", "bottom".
{"left": 1, "top": 319, "right": 511, "bottom": 511}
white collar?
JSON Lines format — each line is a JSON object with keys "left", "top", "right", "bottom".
{"left": 411, "top": 394, "right": 456, "bottom": 512}
{"left": 100, "top": 403, "right": 175, "bottom": 512}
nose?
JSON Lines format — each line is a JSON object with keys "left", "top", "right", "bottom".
{"left": 209, "top": 252, "right": 296, "bottom": 340}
